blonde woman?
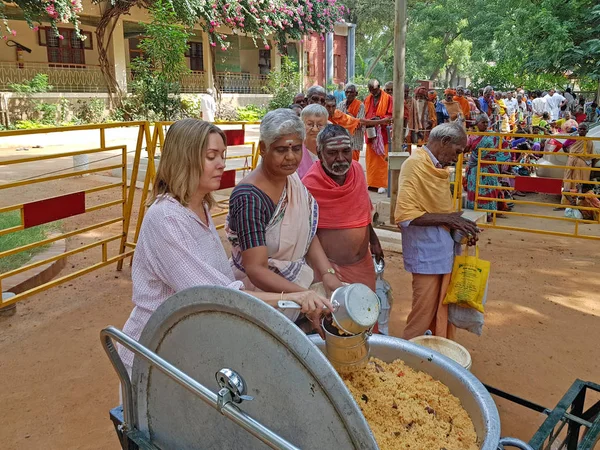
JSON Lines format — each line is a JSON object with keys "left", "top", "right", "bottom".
{"left": 119, "top": 119, "right": 332, "bottom": 372}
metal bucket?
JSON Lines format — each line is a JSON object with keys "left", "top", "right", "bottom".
{"left": 322, "top": 318, "right": 369, "bottom": 369}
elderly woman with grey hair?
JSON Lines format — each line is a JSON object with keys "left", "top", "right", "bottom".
{"left": 226, "top": 108, "right": 342, "bottom": 334}
{"left": 297, "top": 103, "right": 330, "bottom": 178}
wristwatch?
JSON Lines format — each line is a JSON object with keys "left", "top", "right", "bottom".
{"left": 322, "top": 268, "right": 336, "bottom": 278}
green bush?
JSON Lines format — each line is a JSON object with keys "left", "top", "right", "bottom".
{"left": 180, "top": 98, "right": 202, "bottom": 118}
{"left": 236, "top": 104, "right": 266, "bottom": 122}
{"left": 264, "top": 56, "right": 301, "bottom": 110}
{"left": 8, "top": 73, "right": 53, "bottom": 94}
{"left": 75, "top": 98, "right": 105, "bottom": 124}
{"left": 34, "top": 101, "right": 59, "bottom": 124}
{"left": 215, "top": 102, "right": 238, "bottom": 122}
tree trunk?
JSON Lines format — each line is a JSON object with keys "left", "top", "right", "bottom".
{"left": 596, "top": 79, "right": 600, "bottom": 102}
{"left": 365, "top": 34, "right": 394, "bottom": 79}
{"left": 211, "top": 46, "right": 221, "bottom": 102}
{"left": 96, "top": 3, "right": 130, "bottom": 108}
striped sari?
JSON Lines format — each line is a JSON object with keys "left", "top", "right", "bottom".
{"left": 226, "top": 173, "right": 318, "bottom": 318}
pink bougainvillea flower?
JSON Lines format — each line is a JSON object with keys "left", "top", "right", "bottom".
{"left": 210, "top": 42, "right": 216, "bottom": 47}
{"left": 11, "top": 29, "right": 17, "bottom": 36}
{"left": 264, "top": 44, "right": 270, "bottom": 50}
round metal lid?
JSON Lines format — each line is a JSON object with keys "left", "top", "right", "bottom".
{"left": 341, "top": 283, "right": 380, "bottom": 327}
{"left": 131, "top": 286, "right": 377, "bottom": 449}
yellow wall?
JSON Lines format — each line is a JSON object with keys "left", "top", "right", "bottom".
{"left": 1, "top": 20, "right": 101, "bottom": 66}
{"left": 239, "top": 37, "right": 259, "bottom": 74}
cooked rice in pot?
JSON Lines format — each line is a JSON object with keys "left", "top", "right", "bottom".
{"left": 340, "top": 357, "right": 479, "bottom": 450}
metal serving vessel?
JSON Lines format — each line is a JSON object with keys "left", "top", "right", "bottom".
{"left": 102, "top": 286, "right": 532, "bottom": 450}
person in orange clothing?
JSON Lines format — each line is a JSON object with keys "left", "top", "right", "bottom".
{"left": 442, "top": 88, "right": 463, "bottom": 122}
{"left": 339, "top": 84, "right": 366, "bottom": 161}
{"left": 327, "top": 94, "right": 387, "bottom": 163}
{"left": 454, "top": 86, "right": 471, "bottom": 125}
{"left": 303, "top": 124, "right": 384, "bottom": 292}
{"left": 364, "top": 79, "right": 393, "bottom": 193}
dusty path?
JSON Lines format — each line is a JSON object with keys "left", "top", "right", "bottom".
{"left": 1, "top": 219, "right": 599, "bottom": 448}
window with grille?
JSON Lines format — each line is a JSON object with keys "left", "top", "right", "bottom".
{"left": 187, "top": 42, "right": 204, "bottom": 71}
{"left": 128, "top": 37, "right": 145, "bottom": 62}
{"left": 39, "top": 28, "right": 91, "bottom": 66}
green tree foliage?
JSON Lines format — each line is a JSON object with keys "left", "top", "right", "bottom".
{"left": 265, "top": 56, "right": 301, "bottom": 110}
{"left": 344, "top": 0, "right": 599, "bottom": 93}
{"left": 127, "top": 0, "right": 191, "bottom": 120}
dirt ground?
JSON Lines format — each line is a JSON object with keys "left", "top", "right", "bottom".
{"left": 1, "top": 132, "right": 600, "bottom": 449}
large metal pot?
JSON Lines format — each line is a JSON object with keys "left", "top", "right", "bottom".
{"left": 105, "top": 286, "right": 531, "bottom": 450}
{"left": 311, "top": 334, "right": 500, "bottom": 448}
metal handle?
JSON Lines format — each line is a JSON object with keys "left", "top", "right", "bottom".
{"left": 277, "top": 300, "right": 339, "bottom": 310}
{"left": 497, "top": 437, "right": 534, "bottom": 450}
{"left": 100, "top": 326, "right": 300, "bottom": 450}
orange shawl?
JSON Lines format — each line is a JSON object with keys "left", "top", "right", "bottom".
{"left": 364, "top": 91, "right": 393, "bottom": 143}
{"left": 330, "top": 109, "right": 361, "bottom": 134}
{"left": 347, "top": 99, "right": 362, "bottom": 117}
{"left": 443, "top": 100, "right": 462, "bottom": 121}
{"left": 302, "top": 161, "right": 372, "bottom": 229}
{"left": 394, "top": 149, "right": 453, "bottom": 223}
{"left": 454, "top": 96, "right": 470, "bottom": 119}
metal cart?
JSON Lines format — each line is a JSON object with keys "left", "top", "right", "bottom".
{"left": 102, "top": 286, "right": 596, "bottom": 449}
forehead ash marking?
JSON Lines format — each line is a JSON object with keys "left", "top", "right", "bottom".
{"left": 324, "top": 136, "right": 351, "bottom": 150}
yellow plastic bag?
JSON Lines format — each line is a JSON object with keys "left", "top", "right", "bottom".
{"left": 443, "top": 245, "right": 490, "bottom": 313}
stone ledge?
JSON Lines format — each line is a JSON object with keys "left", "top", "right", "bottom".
{"left": 2, "top": 236, "right": 67, "bottom": 296}
{"left": 374, "top": 228, "right": 403, "bottom": 254}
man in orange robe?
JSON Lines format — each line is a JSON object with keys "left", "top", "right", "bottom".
{"left": 454, "top": 86, "right": 471, "bottom": 125}
{"left": 443, "top": 88, "right": 463, "bottom": 122}
{"left": 364, "top": 79, "right": 393, "bottom": 192}
{"left": 326, "top": 95, "right": 361, "bottom": 136}
{"left": 339, "top": 84, "right": 366, "bottom": 161}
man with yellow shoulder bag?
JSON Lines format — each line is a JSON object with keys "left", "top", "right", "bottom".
{"left": 395, "top": 121, "right": 481, "bottom": 341}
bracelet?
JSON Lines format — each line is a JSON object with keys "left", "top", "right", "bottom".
{"left": 322, "top": 268, "right": 336, "bottom": 278}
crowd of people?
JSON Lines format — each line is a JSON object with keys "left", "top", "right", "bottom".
{"left": 117, "top": 81, "right": 599, "bottom": 371}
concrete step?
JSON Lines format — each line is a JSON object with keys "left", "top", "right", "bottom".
{"left": 374, "top": 228, "right": 403, "bottom": 254}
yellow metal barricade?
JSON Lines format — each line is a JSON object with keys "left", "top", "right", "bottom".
{"left": 131, "top": 121, "right": 260, "bottom": 250}
{"left": 462, "top": 130, "right": 600, "bottom": 240}
{"left": 0, "top": 121, "right": 151, "bottom": 307}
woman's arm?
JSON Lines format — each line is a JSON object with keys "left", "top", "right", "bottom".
{"left": 241, "top": 246, "right": 306, "bottom": 293}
